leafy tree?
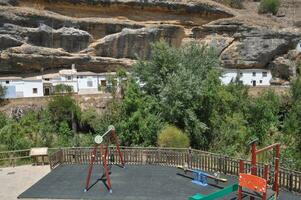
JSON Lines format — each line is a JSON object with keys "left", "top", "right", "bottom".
{"left": 246, "top": 91, "right": 281, "bottom": 144}
{"left": 0, "top": 121, "right": 30, "bottom": 150}
{"left": 134, "top": 42, "right": 221, "bottom": 148}
{"left": 157, "top": 125, "right": 190, "bottom": 148}
{"left": 56, "top": 121, "right": 73, "bottom": 147}
{"left": 212, "top": 113, "right": 249, "bottom": 156}
{"left": 48, "top": 95, "right": 81, "bottom": 133}
{"left": 19, "top": 111, "right": 40, "bottom": 146}
{"left": 0, "top": 112, "right": 7, "bottom": 129}
{"left": 38, "top": 109, "right": 55, "bottom": 147}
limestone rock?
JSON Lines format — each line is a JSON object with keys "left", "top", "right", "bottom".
{"left": 90, "top": 25, "right": 185, "bottom": 59}
{"left": 199, "top": 34, "right": 234, "bottom": 54}
{"left": 0, "top": 34, "right": 23, "bottom": 50}
{"left": 0, "top": 23, "right": 93, "bottom": 52}
{"left": 194, "top": 22, "right": 300, "bottom": 69}
{"left": 270, "top": 56, "right": 296, "bottom": 80}
{"left": 0, "top": 44, "right": 134, "bottom": 74}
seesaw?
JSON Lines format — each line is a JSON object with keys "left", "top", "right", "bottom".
{"left": 177, "top": 165, "right": 227, "bottom": 186}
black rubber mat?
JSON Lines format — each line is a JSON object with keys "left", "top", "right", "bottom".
{"left": 18, "top": 164, "right": 300, "bottom": 200}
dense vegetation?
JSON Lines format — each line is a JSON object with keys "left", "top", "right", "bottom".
{"left": 0, "top": 42, "right": 300, "bottom": 170}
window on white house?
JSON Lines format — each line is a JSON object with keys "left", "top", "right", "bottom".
{"left": 262, "top": 72, "right": 267, "bottom": 77}
{"left": 67, "top": 76, "right": 72, "bottom": 80}
{"left": 101, "top": 80, "right": 107, "bottom": 86}
{"left": 87, "top": 81, "right": 93, "bottom": 87}
{"left": 45, "top": 78, "right": 50, "bottom": 81}
{"left": 252, "top": 72, "right": 256, "bottom": 77}
{"left": 240, "top": 72, "right": 243, "bottom": 77}
{"left": 260, "top": 80, "right": 263, "bottom": 83}
{"left": 33, "top": 88, "right": 38, "bottom": 94}
{"left": 5, "top": 80, "right": 9, "bottom": 84}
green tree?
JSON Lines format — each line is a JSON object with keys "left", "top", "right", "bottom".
{"left": 0, "top": 112, "right": 7, "bottom": 129}
{"left": 157, "top": 125, "right": 190, "bottom": 148}
{"left": 134, "top": 42, "right": 221, "bottom": 148}
{"left": 38, "top": 110, "right": 55, "bottom": 147}
{"left": 48, "top": 95, "right": 81, "bottom": 133}
{"left": 0, "top": 121, "right": 30, "bottom": 150}
{"left": 19, "top": 111, "right": 40, "bottom": 146}
{"left": 246, "top": 90, "right": 281, "bottom": 144}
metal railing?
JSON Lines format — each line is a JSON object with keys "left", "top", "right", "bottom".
{"left": 1, "top": 147, "right": 300, "bottom": 193}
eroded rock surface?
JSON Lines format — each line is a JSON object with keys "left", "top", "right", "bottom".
{"left": 90, "top": 25, "right": 185, "bottom": 59}
{"left": 0, "top": 0, "right": 300, "bottom": 80}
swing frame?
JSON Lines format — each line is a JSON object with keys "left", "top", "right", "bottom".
{"left": 84, "top": 126, "right": 125, "bottom": 193}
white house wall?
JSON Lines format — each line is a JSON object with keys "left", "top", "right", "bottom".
{"left": 77, "top": 76, "right": 98, "bottom": 94}
{"left": 0, "top": 80, "right": 24, "bottom": 98}
{"left": 22, "top": 81, "right": 44, "bottom": 97}
{"left": 220, "top": 69, "right": 272, "bottom": 86}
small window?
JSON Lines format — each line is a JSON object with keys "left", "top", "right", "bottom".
{"left": 33, "top": 88, "right": 38, "bottom": 94}
{"left": 260, "top": 80, "right": 263, "bottom": 83}
{"left": 101, "top": 80, "right": 107, "bottom": 86}
{"left": 5, "top": 80, "right": 9, "bottom": 84}
{"left": 252, "top": 72, "right": 256, "bottom": 77}
{"left": 45, "top": 78, "right": 50, "bottom": 81}
{"left": 262, "top": 72, "right": 267, "bottom": 77}
{"left": 67, "top": 76, "right": 72, "bottom": 80}
{"left": 87, "top": 81, "right": 93, "bottom": 87}
{"left": 240, "top": 72, "right": 243, "bottom": 76}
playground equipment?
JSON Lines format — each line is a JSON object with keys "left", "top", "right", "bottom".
{"left": 189, "top": 140, "right": 280, "bottom": 200}
{"left": 177, "top": 165, "right": 227, "bottom": 186}
{"left": 84, "top": 125, "right": 125, "bottom": 193}
{"left": 237, "top": 140, "right": 280, "bottom": 200}
{"left": 189, "top": 184, "right": 238, "bottom": 200}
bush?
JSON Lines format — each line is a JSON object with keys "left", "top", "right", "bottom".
{"left": 54, "top": 84, "right": 73, "bottom": 94}
{"left": 157, "top": 125, "right": 190, "bottom": 148}
{"left": 258, "top": 0, "right": 280, "bottom": 15}
{"left": 225, "top": 0, "right": 244, "bottom": 9}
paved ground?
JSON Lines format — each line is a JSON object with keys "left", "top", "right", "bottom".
{"left": 1, "top": 164, "right": 301, "bottom": 200}
{"left": 0, "top": 165, "right": 50, "bottom": 200}
{"left": 19, "top": 164, "right": 239, "bottom": 200}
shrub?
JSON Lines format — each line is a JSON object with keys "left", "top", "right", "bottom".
{"left": 225, "top": 0, "right": 244, "bottom": 9}
{"left": 157, "top": 125, "right": 190, "bottom": 148}
{"left": 258, "top": 0, "right": 280, "bottom": 15}
{"left": 54, "top": 84, "right": 73, "bottom": 94}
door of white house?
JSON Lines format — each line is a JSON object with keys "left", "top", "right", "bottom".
{"left": 252, "top": 80, "right": 256, "bottom": 87}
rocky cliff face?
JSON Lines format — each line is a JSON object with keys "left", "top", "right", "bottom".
{"left": 0, "top": 0, "right": 300, "bottom": 81}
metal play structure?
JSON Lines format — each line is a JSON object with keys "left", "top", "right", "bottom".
{"left": 84, "top": 125, "right": 125, "bottom": 193}
{"left": 177, "top": 165, "right": 228, "bottom": 186}
{"left": 189, "top": 140, "right": 280, "bottom": 200}
{"left": 237, "top": 140, "right": 280, "bottom": 200}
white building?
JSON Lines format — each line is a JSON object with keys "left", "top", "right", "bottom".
{"left": 220, "top": 69, "right": 272, "bottom": 86}
{"left": 0, "top": 76, "right": 44, "bottom": 98}
{"left": 22, "top": 76, "right": 44, "bottom": 97}
{"left": 77, "top": 71, "right": 99, "bottom": 94}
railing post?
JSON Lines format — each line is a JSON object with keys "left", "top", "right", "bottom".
{"left": 223, "top": 156, "right": 228, "bottom": 175}
{"left": 187, "top": 147, "right": 192, "bottom": 169}
{"left": 289, "top": 172, "right": 293, "bottom": 192}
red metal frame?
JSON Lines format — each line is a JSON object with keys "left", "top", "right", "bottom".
{"left": 84, "top": 127, "right": 125, "bottom": 193}
{"left": 237, "top": 142, "right": 280, "bottom": 200}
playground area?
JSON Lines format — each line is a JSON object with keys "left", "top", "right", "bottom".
{"left": 18, "top": 164, "right": 300, "bottom": 200}
{"left": 2, "top": 127, "right": 301, "bottom": 200}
